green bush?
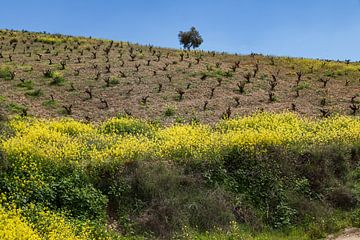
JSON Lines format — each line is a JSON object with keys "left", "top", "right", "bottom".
{"left": 50, "top": 173, "right": 108, "bottom": 220}
{"left": 17, "top": 80, "right": 34, "bottom": 90}
{"left": 164, "top": 105, "right": 176, "bottom": 117}
{"left": 6, "top": 103, "right": 27, "bottom": 113}
{"left": 109, "top": 78, "right": 120, "bottom": 85}
{"left": 0, "top": 154, "right": 108, "bottom": 221}
{"left": 294, "top": 81, "right": 310, "bottom": 91}
{"left": 0, "top": 66, "right": 12, "bottom": 80}
{"left": 93, "top": 161, "right": 234, "bottom": 238}
{"left": 25, "top": 89, "right": 42, "bottom": 97}
{"left": 50, "top": 72, "right": 65, "bottom": 85}
{"left": 43, "top": 69, "right": 54, "bottom": 78}
{"left": 42, "top": 99, "right": 58, "bottom": 108}
{"left": 186, "top": 143, "right": 360, "bottom": 230}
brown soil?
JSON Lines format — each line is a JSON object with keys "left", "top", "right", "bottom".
{"left": 327, "top": 228, "right": 360, "bottom": 240}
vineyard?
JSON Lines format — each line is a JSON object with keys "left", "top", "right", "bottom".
{"left": 0, "top": 29, "right": 359, "bottom": 123}
{"left": 0, "top": 29, "right": 360, "bottom": 239}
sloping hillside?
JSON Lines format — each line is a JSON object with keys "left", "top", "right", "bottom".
{"left": 0, "top": 30, "right": 360, "bottom": 240}
{"left": 0, "top": 29, "right": 358, "bottom": 123}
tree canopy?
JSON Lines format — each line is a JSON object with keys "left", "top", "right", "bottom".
{"left": 178, "top": 27, "right": 203, "bottom": 50}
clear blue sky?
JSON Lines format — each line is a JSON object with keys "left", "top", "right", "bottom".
{"left": 1, "top": 0, "right": 360, "bottom": 60}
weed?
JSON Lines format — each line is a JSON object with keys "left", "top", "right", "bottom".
{"left": 164, "top": 105, "right": 176, "bottom": 117}
{"left": 25, "top": 89, "right": 42, "bottom": 97}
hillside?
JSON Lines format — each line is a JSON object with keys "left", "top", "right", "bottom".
{"left": 0, "top": 29, "right": 360, "bottom": 240}
{"left": 0, "top": 29, "right": 359, "bottom": 123}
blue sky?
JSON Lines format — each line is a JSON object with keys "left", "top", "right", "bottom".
{"left": 1, "top": 0, "right": 360, "bottom": 60}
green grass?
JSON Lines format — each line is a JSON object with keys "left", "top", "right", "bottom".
{"left": 17, "top": 80, "right": 34, "bottom": 90}
{"left": 42, "top": 99, "right": 58, "bottom": 108}
{"left": 164, "top": 105, "right": 176, "bottom": 117}
{"left": 0, "top": 66, "right": 12, "bottom": 80}
{"left": 294, "top": 81, "right": 311, "bottom": 91}
{"left": 110, "top": 78, "right": 120, "bottom": 85}
{"left": 25, "top": 89, "right": 42, "bottom": 97}
{"left": 50, "top": 72, "right": 65, "bottom": 86}
{"left": 6, "top": 102, "right": 27, "bottom": 113}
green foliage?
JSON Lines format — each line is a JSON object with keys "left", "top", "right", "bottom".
{"left": 50, "top": 72, "right": 65, "bottom": 85}
{"left": 174, "top": 222, "right": 311, "bottom": 240}
{"left": 50, "top": 173, "right": 108, "bottom": 220}
{"left": 190, "top": 143, "right": 360, "bottom": 231}
{"left": 94, "top": 161, "right": 234, "bottom": 237}
{"left": 178, "top": 27, "right": 203, "bottom": 50}
{"left": 218, "top": 148, "right": 295, "bottom": 228}
{"left": 0, "top": 95, "right": 6, "bottom": 102}
{"left": 294, "top": 81, "right": 310, "bottom": 91}
{"left": 109, "top": 78, "right": 120, "bottom": 85}
{"left": 42, "top": 99, "right": 58, "bottom": 108}
{"left": 324, "top": 70, "right": 335, "bottom": 77}
{"left": 0, "top": 153, "right": 108, "bottom": 221}
{"left": 17, "top": 80, "right": 34, "bottom": 90}
{"left": 6, "top": 102, "right": 26, "bottom": 113}
{"left": 175, "top": 116, "right": 186, "bottom": 123}
{"left": 25, "top": 89, "right": 42, "bottom": 97}
{"left": 0, "top": 100, "right": 359, "bottom": 239}
{"left": 164, "top": 105, "right": 176, "bottom": 117}
{"left": 0, "top": 66, "right": 12, "bottom": 80}
{"left": 43, "top": 69, "right": 54, "bottom": 78}
{"left": 351, "top": 208, "right": 360, "bottom": 227}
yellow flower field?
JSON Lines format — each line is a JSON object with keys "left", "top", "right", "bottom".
{"left": 0, "top": 112, "right": 359, "bottom": 239}
{"left": 2, "top": 112, "right": 359, "bottom": 166}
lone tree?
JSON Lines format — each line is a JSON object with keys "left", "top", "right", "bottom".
{"left": 178, "top": 27, "right": 203, "bottom": 50}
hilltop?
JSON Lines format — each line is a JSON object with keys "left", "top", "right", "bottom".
{"left": 0, "top": 29, "right": 358, "bottom": 123}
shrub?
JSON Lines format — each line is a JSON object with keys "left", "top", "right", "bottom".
{"left": 220, "top": 148, "right": 296, "bottom": 227}
{"left": 5, "top": 103, "right": 27, "bottom": 114}
{"left": 0, "top": 152, "right": 107, "bottom": 221}
{"left": 25, "top": 89, "right": 42, "bottom": 97}
{"left": 327, "top": 186, "right": 358, "bottom": 210}
{"left": 49, "top": 172, "right": 108, "bottom": 220}
{"left": 50, "top": 72, "right": 65, "bottom": 85}
{"left": 295, "top": 81, "right": 310, "bottom": 90}
{"left": 43, "top": 69, "right": 53, "bottom": 78}
{"left": 164, "top": 105, "right": 176, "bottom": 117}
{"left": 109, "top": 77, "right": 120, "bottom": 85}
{"left": 17, "top": 80, "right": 34, "bottom": 90}
{"left": 95, "top": 161, "right": 234, "bottom": 237}
{"left": 42, "top": 99, "right": 58, "bottom": 108}
{"left": 0, "top": 66, "right": 12, "bottom": 80}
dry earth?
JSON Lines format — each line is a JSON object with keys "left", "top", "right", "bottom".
{"left": 327, "top": 228, "right": 360, "bottom": 240}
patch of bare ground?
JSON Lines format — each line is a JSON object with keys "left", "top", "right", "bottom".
{"left": 327, "top": 228, "right": 360, "bottom": 240}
